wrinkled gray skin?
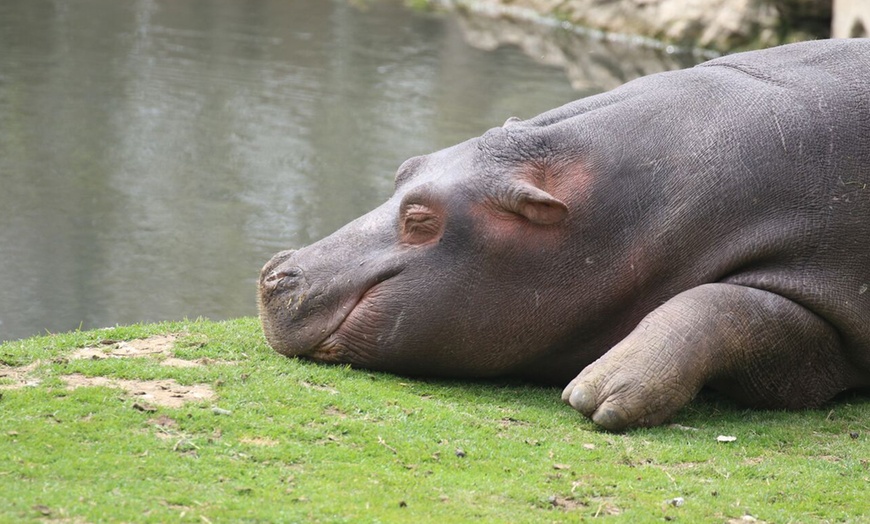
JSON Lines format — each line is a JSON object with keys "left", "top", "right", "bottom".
{"left": 259, "top": 39, "right": 870, "bottom": 431}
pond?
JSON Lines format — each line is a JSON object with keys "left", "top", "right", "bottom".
{"left": 0, "top": 0, "right": 701, "bottom": 343}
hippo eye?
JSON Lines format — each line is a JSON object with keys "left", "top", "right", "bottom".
{"left": 400, "top": 204, "right": 442, "bottom": 245}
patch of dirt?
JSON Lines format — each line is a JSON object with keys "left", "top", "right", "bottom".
{"left": 0, "top": 362, "right": 41, "bottom": 390}
{"left": 61, "top": 373, "right": 215, "bottom": 408}
{"left": 147, "top": 415, "right": 178, "bottom": 428}
{"left": 69, "top": 334, "right": 233, "bottom": 368}
{"left": 71, "top": 335, "right": 178, "bottom": 360}
{"left": 548, "top": 495, "right": 588, "bottom": 511}
{"left": 323, "top": 406, "right": 347, "bottom": 418}
{"left": 595, "top": 505, "right": 622, "bottom": 516}
{"left": 2, "top": 336, "right": 221, "bottom": 409}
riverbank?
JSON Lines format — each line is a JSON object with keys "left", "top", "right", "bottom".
{"left": 432, "top": 0, "right": 835, "bottom": 52}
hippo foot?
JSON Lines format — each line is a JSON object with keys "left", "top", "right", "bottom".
{"left": 561, "top": 283, "right": 850, "bottom": 431}
{"left": 561, "top": 350, "right": 697, "bottom": 431}
{"left": 560, "top": 286, "right": 723, "bottom": 431}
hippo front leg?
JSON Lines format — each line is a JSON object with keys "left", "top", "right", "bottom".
{"left": 562, "top": 283, "right": 852, "bottom": 431}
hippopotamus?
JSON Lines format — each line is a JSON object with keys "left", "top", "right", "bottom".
{"left": 258, "top": 39, "right": 870, "bottom": 430}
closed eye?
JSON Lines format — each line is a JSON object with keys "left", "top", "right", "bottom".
{"left": 401, "top": 204, "right": 442, "bottom": 244}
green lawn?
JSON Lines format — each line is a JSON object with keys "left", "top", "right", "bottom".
{"left": 1, "top": 318, "right": 869, "bottom": 522}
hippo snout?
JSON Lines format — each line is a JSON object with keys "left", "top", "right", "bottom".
{"left": 262, "top": 248, "right": 296, "bottom": 270}
{"left": 260, "top": 250, "right": 299, "bottom": 286}
{"left": 258, "top": 245, "right": 353, "bottom": 360}
{"left": 258, "top": 250, "right": 311, "bottom": 310}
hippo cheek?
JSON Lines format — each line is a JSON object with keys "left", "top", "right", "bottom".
{"left": 324, "top": 283, "right": 490, "bottom": 376}
{"left": 321, "top": 279, "right": 417, "bottom": 368}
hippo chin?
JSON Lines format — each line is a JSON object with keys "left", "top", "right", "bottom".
{"left": 258, "top": 39, "right": 870, "bottom": 431}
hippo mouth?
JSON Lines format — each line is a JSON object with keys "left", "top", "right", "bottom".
{"left": 258, "top": 261, "right": 403, "bottom": 364}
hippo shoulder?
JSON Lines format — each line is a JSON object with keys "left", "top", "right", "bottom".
{"left": 696, "top": 38, "right": 870, "bottom": 87}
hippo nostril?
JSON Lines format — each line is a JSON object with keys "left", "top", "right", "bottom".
{"left": 263, "top": 267, "right": 303, "bottom": 291}
{"left": 261, "top": 249, "right": 298, "bottom": 278}
{"left": 286, "top": 268, "right": 304, "bottom": 279}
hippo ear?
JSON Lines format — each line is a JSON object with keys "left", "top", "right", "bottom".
{"left": 504, "top": 182, "right": 568, "bottom": 225}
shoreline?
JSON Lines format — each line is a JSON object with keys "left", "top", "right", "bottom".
{"left": 429, "top": 0, "right": 833, "bottom": 53}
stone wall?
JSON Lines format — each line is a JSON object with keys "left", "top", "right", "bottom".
{"left": 832, "top": 0, "right": 869, "bottom": 37}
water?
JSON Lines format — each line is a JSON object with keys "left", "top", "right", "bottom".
{"left": 0, "top": 0, "right": 700, "bottom": 343}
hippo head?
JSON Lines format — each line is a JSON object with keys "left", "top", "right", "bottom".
{"left": 257, "top": 120, "right": 624, "bottom": 382}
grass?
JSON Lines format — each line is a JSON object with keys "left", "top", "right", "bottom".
{"left": 2, "top": 318, "right": 869, "bottom": 522}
